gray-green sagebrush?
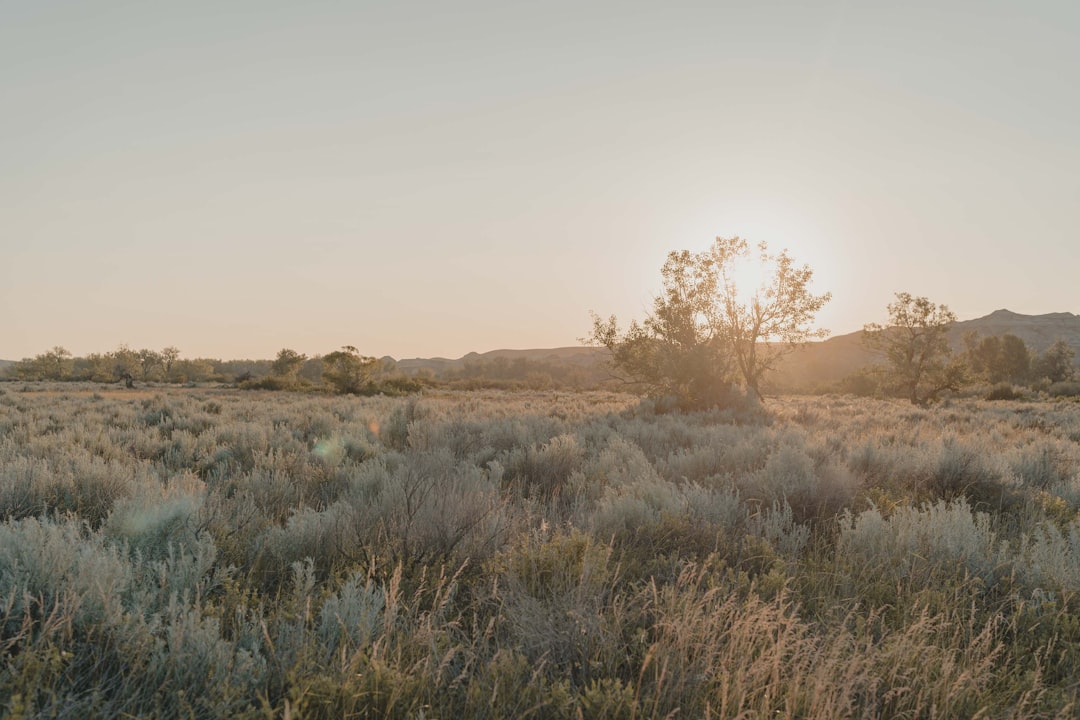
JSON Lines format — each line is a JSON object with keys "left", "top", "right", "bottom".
{"left": 1, "top": 384, "right": 1079, "bottom": 718}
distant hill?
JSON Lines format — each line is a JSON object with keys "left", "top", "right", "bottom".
{"left": 950, "top": 309, "right": 1080, "bottom": 352}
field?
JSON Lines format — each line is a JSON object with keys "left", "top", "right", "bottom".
{"left": 2, "top": 383, "right": 1080, "bottom": 718}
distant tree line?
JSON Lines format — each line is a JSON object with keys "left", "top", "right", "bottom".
{"left": 1, "top": 344, "right": 617, "bottom": 395}
{"left": 8, "top": 346, "right": 216, "bottom": 386}
{"left": 4, "top": 346, "right": 296, "bottom": 387}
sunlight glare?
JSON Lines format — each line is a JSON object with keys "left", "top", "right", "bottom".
{"left": 675, "top": 198, "right": 835, "bottom": 306}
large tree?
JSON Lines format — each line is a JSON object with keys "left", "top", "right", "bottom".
{"left": 590, "top": 236, "right": 830, "bottom": 408}
{"left": 864, "top": 293, "right": 962, "bottom": 405}
{"left": 591, "top": 248, "right": 733, "bottom": 408}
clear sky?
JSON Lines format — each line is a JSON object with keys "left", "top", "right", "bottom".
{"left": 2, "top": 1, "right": 1078, "bottom": 361}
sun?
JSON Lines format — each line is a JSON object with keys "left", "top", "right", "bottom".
{"left": 679, "top": 196, "right": 826, "bottom": 256}
{"left": 675, "top": 198, "right": 832, "bottom": 304}
{"left": 722, "top": 244, "right": 774, "bottom": 305}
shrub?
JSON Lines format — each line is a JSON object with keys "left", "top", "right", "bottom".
{"left": 1049, "top": 381, "right": 1080, "bottom": 398}
{"left": 837, "top": 499, "right": 1002, "bottom": 598}
{"left": 504, "top": 434, "right": 585, "bottom": 504}
{"left": 985, "top": 382, "right": 1022, "bottom": 401}
{"left": 491, "top": 529, "right": 622, "bottom": 674}
{"left": 4, "top": 387, "right": 1080, "bottom": 716}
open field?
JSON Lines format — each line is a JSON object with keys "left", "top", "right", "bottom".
{"left": 2, "top": 384, "right": 1080, "bottom": 718}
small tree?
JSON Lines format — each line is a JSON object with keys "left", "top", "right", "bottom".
{"left": 110, "top": 345, "right": 142, "bottom": 387}
{"left": 13, "top": 346, "right": 74, "bottom": 381}
{"left": 1033, "top": 339, "right": 1076, "bottom": 383}
{"left": 864, "top": 293, "right": 961, "bottom": 405}
{"left": 271, "top": 348, "right": 308, "bottom": 379}
{"left": 161, "top": 346, "right": 181, "bottom": 382}
{"left": 322, "top": 346, "right": 380, "bottom": 395}
{"left": 173, "top": 358, "right": 215, "bottom": 383}
{"left": 962, "top": 332, "right": 1031, "bottom": 384}
{"left": 137, "top": 349, "right": 165, "bottom": 381}
{"left": 81, "top": 352, "right": 116, "bottom": 383}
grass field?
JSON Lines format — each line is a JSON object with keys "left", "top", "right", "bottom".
{"left": 2, "top": 383, "right": 1080, "bottom": 718}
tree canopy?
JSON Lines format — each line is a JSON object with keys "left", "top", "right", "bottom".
{"left": 590, "top": 236, "right": 831, "bottom": 409}
{"left": 321, "top": 346, "right": 381, "bottom": 395}
{"left": 864, "top": 293, "right": 962, "bottom": 405}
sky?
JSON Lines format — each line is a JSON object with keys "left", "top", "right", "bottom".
{"left": 2, "top": 0, "right": 1078, "bottom": 361}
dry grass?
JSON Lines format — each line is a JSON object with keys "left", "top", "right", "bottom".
{"left": 1, "top": 383, "right": 1079, "bottom": 717}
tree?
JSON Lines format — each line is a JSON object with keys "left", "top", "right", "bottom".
{"left": 161, "top": 347, "right": 181, "bottom": 381}
{"left": 1033, "top": 339, "right": 1076, "bottom": 383}
{"left": 322, "top": 346, "right": 380, "bottom": 394}
{"left": 110, "top": 345, "right": 142, "bottom": 387}
{"left": 78, "top": 352, "right": 115, "bottom": 382}
{"left": 137, "top": 349, "right": 164, "bottom": 381}
{"left": 962, "top": 332, "right": 1031, "bottom": 384}
{"left": 589, "top": 236, "right": 830, "bottom": 408}
{"left": 271, "top": 348, "right": 307, "bottom": 379}
{"left": 864, "top": 293, "right": 962, "bottom": 405}
{"left": 13, "top": 346, "right": 73, "bottom": 380}
{"left": 590, "top": 246, "right": 734, "bottom": 408}
{"left": 173, "top": 358, "right": 215, "bottom": 383}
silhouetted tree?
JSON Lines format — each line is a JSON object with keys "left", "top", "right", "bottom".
{"left": 864, "top": 293, "right": 962, "bottom": 405}
{"left": 589, "top": 236, "right": 830, "bottom": 408}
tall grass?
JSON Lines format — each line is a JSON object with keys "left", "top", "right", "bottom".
{"left": 1, "top": 385, "right": 1078, "bottom": 717}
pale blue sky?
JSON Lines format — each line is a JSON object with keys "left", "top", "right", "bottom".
{"left": 2, "top": 1, "right": 1078, "bottom": 360}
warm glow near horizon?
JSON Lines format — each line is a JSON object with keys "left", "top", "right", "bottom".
{"left": 2, "top": 2, "right": 1078, "bottom": 362}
